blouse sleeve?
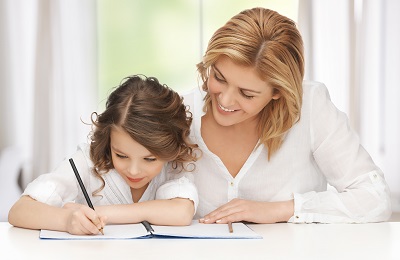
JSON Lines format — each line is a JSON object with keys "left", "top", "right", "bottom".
{"left": 290, "top": 83, "right": 391, "bottom": 223}
{"left": 155, "top": 172, "right": 199, "bottom": 215}
{"left": 22, "top": 148, "right": 89, "bottom": 207}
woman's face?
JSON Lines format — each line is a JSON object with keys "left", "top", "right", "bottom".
{"left": 110, "top": 126, "right": 166, "bottom": 194}
{"left": 207, "top": 56, "right": 280, "bottom": 127}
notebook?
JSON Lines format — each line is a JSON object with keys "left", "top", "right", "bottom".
{"left": 39, "top": 220, "right": 262, "bottom": 240}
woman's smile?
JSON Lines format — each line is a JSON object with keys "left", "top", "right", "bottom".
{"left": 217, "top": 102, "right": 237, "bottom": 112}
{"left": 217, "top": 102, "right": 238, "bottom": 114}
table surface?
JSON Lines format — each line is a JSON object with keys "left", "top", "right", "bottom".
{"left": 2, "top": 213, "right": 400, "bottom": 260}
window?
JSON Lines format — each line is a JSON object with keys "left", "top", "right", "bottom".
{"left": 97, "top": 0, "right": 298, "bottom": 106}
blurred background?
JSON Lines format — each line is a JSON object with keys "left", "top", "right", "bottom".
{"left": 0, "top": 0, "right": 399, "bottom": 221}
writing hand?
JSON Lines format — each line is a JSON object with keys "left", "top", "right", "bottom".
{"left": 199, "top": 198, "right": 294, "bottom": 224}
{"left": 63, "top": 202, "right": 107, "bottom": 235}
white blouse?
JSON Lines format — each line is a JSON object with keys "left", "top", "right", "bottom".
{"left": 22, "top": 143, "right": 198, "bottom": 212}
{"left": 181, "top": 81, "right": 391, "bottom": 223}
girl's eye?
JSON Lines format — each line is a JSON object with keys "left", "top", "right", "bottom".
{"left": 144, "top": 158, "right": 157, "bottom": 162}
{"left": 116, "top": 153, "right": 128, "bottom": 159}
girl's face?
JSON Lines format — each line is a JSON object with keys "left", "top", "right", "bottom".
{"left": 207, "top": 56, "right": 280, "bottom": 127}
{"left": 110, "top": 126, "right": 166, "bottom": 195}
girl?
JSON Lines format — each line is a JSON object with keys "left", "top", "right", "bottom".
{"left": 8, "top": 75, "right": 199, "bottom": 234}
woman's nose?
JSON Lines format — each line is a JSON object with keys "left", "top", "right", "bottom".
{"left": 218, "top": 87, "right": 235, "bottom": 107}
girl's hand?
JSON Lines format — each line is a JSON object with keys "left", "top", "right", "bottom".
{"left": 199, "top": 198, "right": 294, "bottom": 224}
{"left": 62, "top": 202, "right": 106, "bottom": 235}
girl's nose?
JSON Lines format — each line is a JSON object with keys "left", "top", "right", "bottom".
{"left": 127, "top": 161, "right": 141, "bottom": 176}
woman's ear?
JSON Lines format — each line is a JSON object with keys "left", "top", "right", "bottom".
{"left": 272, "top": 89, "right": 281, "bottom": 100}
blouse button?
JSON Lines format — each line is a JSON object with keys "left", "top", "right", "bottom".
{"left": 230, "top": 181, "right": 234, "bottom": 186}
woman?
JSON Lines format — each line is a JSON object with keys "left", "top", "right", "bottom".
{"left": 181, "top": 7, "right": 391, "bottom": 224}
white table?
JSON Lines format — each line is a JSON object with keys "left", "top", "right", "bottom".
{"left": 2, "top": 220, "right": 400, "bottom": 260}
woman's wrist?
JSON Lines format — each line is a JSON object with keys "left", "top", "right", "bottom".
{"left": 273, "top": 200, "right": 294, "bottom": 223}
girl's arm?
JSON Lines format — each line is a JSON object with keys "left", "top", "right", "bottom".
{"left": 8, "top": 195, "right": 104, "bottom": 234}
{"left": 95, "top": 172, "right": 199, "bottom": 226}
{"left": 96, "top": 198, "right": 194, "bottom": 226}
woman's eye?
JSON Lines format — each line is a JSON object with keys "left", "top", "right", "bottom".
{"left": 144, "top": 158, "right": 157, "bottom": 162}
{"left": 241, "top": 91, "right": 254, "bottom": 99}
{"left": 211, "top": 70, "right": 225, "bottom": 82}
{"left": 214, "top": 74, "right": 225, "bottom": 82}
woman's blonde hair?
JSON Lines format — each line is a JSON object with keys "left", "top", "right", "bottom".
{"left": 89, "top": 75, "right": 198, "bottom": 194}
{"left": 197, "top": 7, "right": 304, "bottom": 159}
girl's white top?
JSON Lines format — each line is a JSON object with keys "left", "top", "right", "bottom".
{"left": 22, "top": 143, "right": 198, "bottom": 212}
{"left": 180, "top": 81, "right": 391, "bottom": 223}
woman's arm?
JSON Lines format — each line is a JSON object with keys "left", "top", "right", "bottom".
{"left": 303, "top": 83, "right": 391, "bottom": 223}
{"left": 199, "top": 199, "right": 294, "bottom": 224}
{"left": 8, "top": 195, "right": 104, "bottom": 234}
{"left": 96, "top": 198, "right": 194, "bottom": 226}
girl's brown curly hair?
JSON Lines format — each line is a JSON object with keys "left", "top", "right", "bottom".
{"left": 89, "top": 75, "right": 198, "bottom": 194}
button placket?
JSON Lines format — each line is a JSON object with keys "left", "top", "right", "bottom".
{"left": 227, "top": 180, "right": 238, "bottom": 200}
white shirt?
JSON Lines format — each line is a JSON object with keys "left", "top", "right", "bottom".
{"left": 181, "top": 81, "right": 391, "bottom": 223}
{"left": 23, "top": 143, "right": 198, "bottom": 212}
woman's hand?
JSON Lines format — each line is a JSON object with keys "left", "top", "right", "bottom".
{"left": 199, "top": 199, "right": 294, "bottom": 224}
{"left": 62, "top": 202, "right": 106, "bottom": 235}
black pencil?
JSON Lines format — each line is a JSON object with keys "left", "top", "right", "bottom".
{"left": 69, "top": 158, "right": 104, "bottom": 235}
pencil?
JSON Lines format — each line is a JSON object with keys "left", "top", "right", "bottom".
{"left": 228, "top": 221, "right": 233, "bottom": 233}
{"left": 69, "top": 158, "right": 104, "bottom": 235}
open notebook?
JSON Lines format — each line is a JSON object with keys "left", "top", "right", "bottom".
{"left": 40, "top": 220, "right": 262, "bottom": 240}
